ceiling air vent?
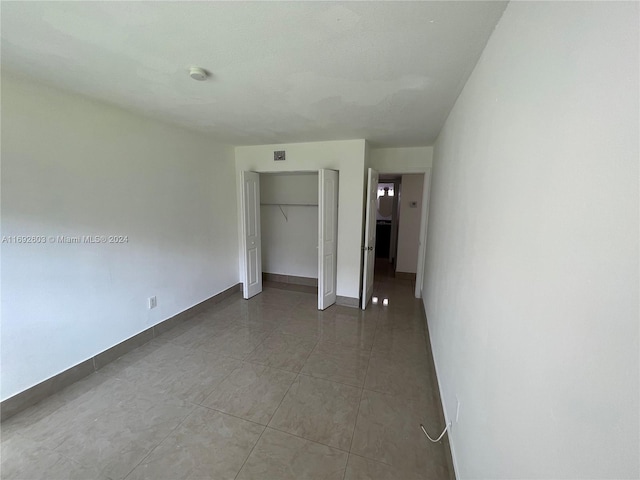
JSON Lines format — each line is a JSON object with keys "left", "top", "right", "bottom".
{"left": 274, "top": 151, "right": 286, "bottom": 161}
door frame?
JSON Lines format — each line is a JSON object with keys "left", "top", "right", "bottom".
{"left": 360, "top": 168, "right": 432, "bottom": 300}
{"left": 238, "top": 169, "right": 338, "bottom": 309}
{"left": 414, "top": 168, "right": 432, "bottom": 297}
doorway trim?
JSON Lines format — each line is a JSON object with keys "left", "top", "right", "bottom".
{"left": 414, "top": 167, "right": 432, "bottom": 298}
{"left": 361, "top": 167, "right": 432, "bottom": 300}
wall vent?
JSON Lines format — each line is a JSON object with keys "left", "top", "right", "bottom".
{"left": 274, "top": 150, "right": 286, "bottom": 161}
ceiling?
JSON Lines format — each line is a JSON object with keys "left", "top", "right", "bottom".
{"left": 1, "top": 1, "right": 507, "bottom": 147}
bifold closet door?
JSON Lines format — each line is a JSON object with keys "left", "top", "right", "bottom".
{"left": 318, "top": 169, "right": 338, "bottom": 310}
{"left": 240, "top": 171, "right": 262, "bottom": 299}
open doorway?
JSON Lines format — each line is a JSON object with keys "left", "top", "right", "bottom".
{"left": 375, "top": 176, "right": 401, "bottom": 277}
{"left": 362, "top": 171, "right": 427, "bottom": 308}
{"left": 376, "top": 173, "right": 425, "bottom": 285}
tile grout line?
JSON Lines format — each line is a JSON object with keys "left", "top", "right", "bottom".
{"left": 262, "top": 424, "right": 351, "bottom": 454}
{"left": 347, "top": 451, "right": 399, "bottom": 470}
{"left": 296, "top": 371, "right": 365, "bottom": 389}
{"left": 341, "top": 308, "right": 378, "bottom": 480}
{"left": 196, "top": 403, "right": 271, "bottom": 429}
{"left": 197, "top": 359, "right": 247, "bottom": 407}
{"left": 13, "top": 432, "right": 96, "bottom": 474}
{"left": 119, "top": 301, "right": 252, "bottom": 479}
{"left": 233, "top": 416, "right": 267, "bottom": 480}
{"left": 232, "top": 359, "right": 302, "bottom": 480}
{"left": 121, "top": 403, "right": 199, "bottom": 480}
{"left": 12, "top": 288, "right": 428, "bottom": 479}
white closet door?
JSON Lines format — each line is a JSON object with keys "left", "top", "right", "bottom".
{"left": 240, "top": 171, "right": 262, "bottom": 299}
{"left": 361, "top": 168, "right": 378, "bottom": 309}
{"left": 318, "top": 169, "right": 338, "bottom": 310}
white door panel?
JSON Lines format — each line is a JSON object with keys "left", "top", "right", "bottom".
{"left": 241, "top": 171, "right": 262, "bottom": 299}
{"left": 318, "top": 169, "right": 338, "bottom": 310}
{"left": 361, "top": 168, "right": 378, "bottom": 309}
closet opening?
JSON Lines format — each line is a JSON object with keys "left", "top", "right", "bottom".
{"left": 240, "top": 168, "right": 339, "bottom": 310}
{"left": 260, "top": 172, "right": 319, "bottom": 293}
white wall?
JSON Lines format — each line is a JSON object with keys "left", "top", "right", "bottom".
{"left": 260, "top": 173, "right": 318, "bottom": 278}
{"left": 422, "top": 2, "right": 639, "bottom": 479}
{"left": 396, "top": 174, "right": 424, "bottom": 273}
{"left": 369, "top": 146, "right": 432, "bottom": 174}
{"left": 260, "top": 173, "right": 318, "bottom": 206}
{"left": 235, "top": 140, "right": 366, "bottom": 299}
{"left": 1, "top": 74, "right": 239, "bottom": 401}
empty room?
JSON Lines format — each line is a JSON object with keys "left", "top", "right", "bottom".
{"left": 1, "top": 2, "right": 638, "bottom": 480}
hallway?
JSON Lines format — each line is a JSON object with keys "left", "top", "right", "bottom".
{"left": 2, "top": 278, "right": 451, "bottom": 480}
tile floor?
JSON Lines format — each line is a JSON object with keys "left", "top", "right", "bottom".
{"left": 1, "top": 268, "right": 452, "bottom": 480}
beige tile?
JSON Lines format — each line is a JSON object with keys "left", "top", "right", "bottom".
{"left": 277, "top": 314, "right": 326, "bottom": 339}
{"left": 371, "top": 328, "right": 430, "bottom": 361}
{"left": 246, "top": 333, "right": 316, "bottom": 372}
{"left": 376, "top": 311, "right": 425, "bottom": 335}
{"left": 234, "top": 306, "right": 290, "bottom": 330}
{"left": 316, "top": 314, "right": 378, "bottom": 349}
{"left": 0, "top": 372, "right": 112, "bottom": 440}
{"left": 161, "top": 317, "right": 232, "bottom": 350}
{"left": 96, "top": 339, "right": 170, "bottom": 376}
{"left": 202, "top": 362, "right": 296, "bottom": 425}
{"left": 165, "top": 316, "right": 271, "bottom": 359}
{"left": 126, "top": 407, "right": 264, "bottom": 480}
{"left": 151, "top": 315, "right": 207, "bottom": 345}
{"left": 1, "top": 434, "right": 108, "bottom": 480}
{"left": 269, "top": 375, "right": 361, "bottom": 450}
{"left": 235, "top": 428, "right": 347, "bottom": 480}
{"left": 376, "top": 299, "right": 423, "bottom": 316}
{"left": 4, "top": 276, "right": 452, "bottom": 480}
{"left": 18, "top": 376, "right": 195, "bottom": 480}
{"left": 248, "top": 288, "right": 307, "bottom": 307}
{"left": 301, "top": 342, "right": 370, "bottom": 387}
{"left": 93, "top": 328, "right": 154, "bottom": 370}
{"left": 103, "top": 342, "right": 242, "bottom": 404}
{"left": 364, "top": 350, "right": 436, "bottom": 401}
{"left": 201, "top": 324, "right": 273, "bottom": 359}
{"left": 293, "top": 292, "right": 321, "bottom": 308}
{"left": 351, "top": 389, "right": 448, "bottom": 476}
{"left": 1, "top": 358, "right": 96, "bottom": 422}
{"left": 325, "top": 304, "right": 368, "bottom": 318}
{"left": 212, "top": 301, "right": 289, "bottom": 328}
{"left": 344, "top": 454, "right": 430, "bottom": 480}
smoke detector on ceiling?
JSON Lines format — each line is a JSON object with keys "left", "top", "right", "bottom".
{"left": 189, "top": 66, "right": 209, "bottom": 81}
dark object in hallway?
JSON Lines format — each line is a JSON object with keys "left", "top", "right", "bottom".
{"left": 376, "top": 222, "right": 391, "bottom": 258}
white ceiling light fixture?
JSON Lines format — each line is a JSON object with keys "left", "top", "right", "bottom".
{"left": 189, "top": 66, "right": 209, "bottom": 81}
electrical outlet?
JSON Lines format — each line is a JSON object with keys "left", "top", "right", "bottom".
{"left": 455, "top": 396, "right": 461, "bottom": 423}
{"left": 148, "top": 296, "right": 157, "bottom": 309}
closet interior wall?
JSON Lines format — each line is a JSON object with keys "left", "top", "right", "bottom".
{"left": 260, "top": 172, "right": 319, "bottom": 286}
